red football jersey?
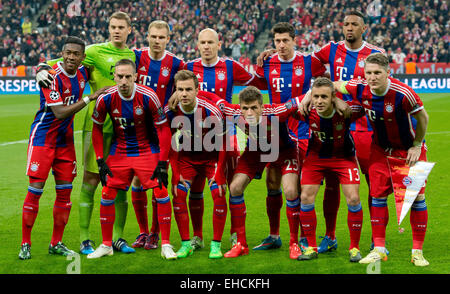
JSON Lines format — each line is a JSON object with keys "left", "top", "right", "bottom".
{"left": 92, "top": 84, "right": 168, "bottom": 157}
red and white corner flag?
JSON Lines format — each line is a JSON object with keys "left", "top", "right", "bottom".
{"left": 387, "top": 157, "right": 435, "bottom": 225}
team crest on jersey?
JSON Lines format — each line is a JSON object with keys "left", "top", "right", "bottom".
{"left": 335, "top": 123, "right": 343, "bottom": 131}
{"left": 80, "top": 79, "right": 85, "bottom": 89}
{"left": 161, "top": 67, "right": 170, "bottom": 77}
{"left": 49, "top": 91, "right": 60, "bottom": 101}
{"left": 217, "top": 71, "right": 226, "bottom": 81}
{"left": 285, "top": 101, "right": 293, "bottom": 109}
{"left": 30, "top": 162, "right": 40, "bottom": 172}
{"left": 135, "top": 106, "right": 144, "bottom": 116}
{"left": 358, "top": 59, "right": 365, "bottom": 68}
{"left": 294, "top": 66, "right": 303, "bottom": 76}
{"left": 385, "top": 103, "right": 394, "bottom": 113}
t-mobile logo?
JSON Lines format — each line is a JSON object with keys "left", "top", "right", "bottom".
{"left": 272, "top": 77, "right": 284, "bottom": 92}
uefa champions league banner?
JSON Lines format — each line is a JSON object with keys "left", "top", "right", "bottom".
{"left": 392, "top": 74, "right": 450, "bottom": 93}
{"left": 0, "top": 76, "right": 448, "bottom": 95}
{"left": 0, "top": 77, "right": 92, "bottom": 95}
{"left": 387, "top": 157, "right": 435, "bottom": 225}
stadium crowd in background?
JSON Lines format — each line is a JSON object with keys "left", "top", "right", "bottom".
{"left": 0, "top": 0, "right": 448, "bottom": 69}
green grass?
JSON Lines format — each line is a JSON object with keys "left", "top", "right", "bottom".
{"left": 0, "top": 93, "right": 449, "bottom": 275}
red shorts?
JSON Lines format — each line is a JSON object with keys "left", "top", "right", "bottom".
{"left": 178, "top": 155, "right": 218, "bottom": 183}
{"left": 106, "top": 153, "right": 159, "bottom": 190}
{"left": 26, "top": 144, "right": 77, "bottom": 182}
{"left": 301, "top": 155, "right": 360, "bottom": 185}
{"left": 369, "top": 143, "right": 428, "bottom": 198}
{"left": 352, "top": 130, "right": 372, "bottom": 175}
{"left": 236, "top": 147, "right": 298, "bottom": 179}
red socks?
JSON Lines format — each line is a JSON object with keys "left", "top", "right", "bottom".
{"left": 131, "top": 186, "right": 149, "bottom": 235}
{"left": 21, "top": 186, "right": 43, "bottom": 245}
{"left": 100, "top": 187, "right": 118, "bottom": 247}
{"left": 210, "top": 182, "right": 227, "bottom": 241}
{"left": 266, "top": 189, "right": 283, "bottom": 236}
{"left": 153, "top": 186, "right": 172, "bottom": 245}
{"left": 173, "top": 182, "right": 191, "bottom": 241}
{"left": 286, "top": 198, "right": 301, "bottom": 245}
{"left": 370, "top": 198, "right": 389, "bottom": 248}
{"left": 300, "top": 203, "right": 317, "bottom": 249}
{"left": 347, "top": 203, "right": 363, "bottom": 249}
{"left": 189, "top": 192, "right": 204, "bottom": 240}
{"left": 322, "top": 175, "right": 340, "bottom": 240}
{"left": 410, "top": 199, "right": 428, "bottom": 250}
{"left": 229, "top": 194, "right": 247, "bottom": 247}
{"left": 51, "top": 184, "right": 72, "bottom": 246}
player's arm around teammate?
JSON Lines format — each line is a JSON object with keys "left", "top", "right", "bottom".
{"left": 19, "top": 37, "right": 106, "bottom": 260}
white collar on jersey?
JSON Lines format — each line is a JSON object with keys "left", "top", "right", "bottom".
{"left": 56, "top": 61, "right": 78, "bottom": 78}
{"left": 201, "top": 56, "right": 220, "bottom": 67}
{"left": 317, "top": 108, "right": 336, "bottom": 119}
{"left": 118, "top": 84, "right": 136, "bottom": 101}
{"left": 179, "top": 97, "right": 198, "bottom": 114}
{"left": 370, "top": 78, "right": 391, "bottom": 97}
{"left": 149, "top": 49, "right": 167, "bottom": 61}
{"left": 344, "top": 41, "right": 367, "bottom": 53}
{"left": 278, "top": 51, "right": 297, "bottom": 63}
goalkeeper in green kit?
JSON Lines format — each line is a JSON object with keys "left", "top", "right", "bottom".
{"left": 36, "top": 11, "right": 137, "bottom": 254}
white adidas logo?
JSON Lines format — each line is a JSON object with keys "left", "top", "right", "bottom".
{"left": 113, "top": 109, "right": 120, "bottom": 114}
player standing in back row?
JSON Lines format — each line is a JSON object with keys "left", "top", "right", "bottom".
{"left": 312, "top": 10, "right": 385, "bottom": 253}
{"left": 253, "top": 22, "right": 326, "bottom": 252}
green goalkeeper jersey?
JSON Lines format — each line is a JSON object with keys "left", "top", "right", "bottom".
{"left": 48, "top": 42, "right": 135, "bottom": 133}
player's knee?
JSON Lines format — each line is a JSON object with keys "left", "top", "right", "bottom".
{"left": 83, "top": 170, "right": 100, "bottom": 186}
{"left": 300, "top": 192, "right": 314, "bottom": 205}
{"left": 284, "top": 186, "right": 298, "bottom": 200}
{"left": 347, "top": 195, "right": 360, "bottom": 207}
{"left": 416, "top": 194, "right": 425, "bottom": 201}
{"left": 229, "top": 181, "right": 243, "bottom": 196}
{"left": 131, "top": 176, "right": 141, "bottom": 187}
{"left": 29, "top": 177, "right": 45, "bottom": 190}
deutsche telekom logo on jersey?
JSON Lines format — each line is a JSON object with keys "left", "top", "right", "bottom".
{"left": 272, "top": 77, "right": 284, "bottom": 92}
{"left": 170, "top": 112, "right": 280, "bottom": 162}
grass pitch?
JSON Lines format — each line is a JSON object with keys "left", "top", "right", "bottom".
{"left": 0, "top": 93, "right": 449, "bottom": 278}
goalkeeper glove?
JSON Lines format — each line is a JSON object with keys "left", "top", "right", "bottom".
{"left": 97, "top": 158, "right": 113, "bottom": 186}
{"left": 151, "top": 161, "right": 168, "bottom": 188}
{"left": 36, "top": 63, "right": 56, "bottom": 88}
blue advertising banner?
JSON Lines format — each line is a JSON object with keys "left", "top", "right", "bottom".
{"left": 1, "top": 75, "right": 448, "bottom": 95}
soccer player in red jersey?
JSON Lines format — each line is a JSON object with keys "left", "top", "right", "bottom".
{"left": 165, "top": 70, "right": 228, "bottom": 259}
{"left": 130, "top": 20, "right": 186, "bottom": 250}
{"left": 312, "top": 11, "right": 386, "bottom": 253}
{"left": 253, "top": 22, "right": 327, "bottom": 251}
{"left": 206, "top": 86, "right": 304, "bottom": 259}
{"left": 294, "top": 77, "right": 365, "bottom": 262}
{"left": 87, "top": 59, "right": 175, "bottom": 259}
{"left": 19, "top": 36, "right": 108, "bottom": 260}
{"left": 334, "top": 53, "right": 430, "bottom": 266}
{"left": 178, "top": 28, "right": 266, "bottom": 250}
